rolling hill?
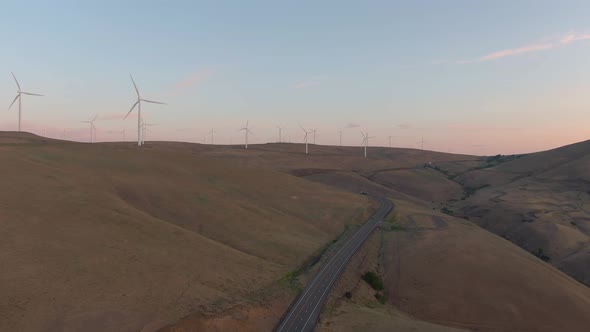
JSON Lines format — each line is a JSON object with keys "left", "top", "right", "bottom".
{"left": 3, "top": 131, "right": 590, "bottom": 332}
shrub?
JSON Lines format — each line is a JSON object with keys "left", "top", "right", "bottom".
{"left": 362, "top": 271, "right": 384, "bottom": 291}
{"left": 344, "top": 291, "right": 352, "bottom": 299}
{"left": 374, "top": 293, "right": 386, "bottom": 304}
{"left": 532, "top": 248, "right": 550, "bottom": 262}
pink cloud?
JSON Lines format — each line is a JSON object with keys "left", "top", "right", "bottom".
{"left": 459, "top": 32, "right": 590, "bottom": 63}
{"left": 166, "top": 69, "right": 215, "bottom": 97}
{"left": 294, "top": 78, "right": 321, "bottom": 89}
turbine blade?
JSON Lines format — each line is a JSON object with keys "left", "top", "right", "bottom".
{"left": 246, "top": 120, "right": 249, "bottom": 128}
{"left": 8, "top": 94, "right": 19, "bottom": 110}
{"left": 124, "top": 101, "right": 139, "bottom": 119}
{"left": 247, "top": 129, "right": 254, "bottom": 134}
{"left": 141, "top": 99, "right": 167, "bottom": 105}
{"left": 298, "top": 122, "right": 306, "bottom": 132}
{"left": 11, "top": 72, "right": 21, "bottom": 91}
{"left": 20, "top": 92, "right": 43, "bottom": 96}
{"left": 130, "top": 74, "right": 140, "bottom": 97}
{"left": 92, "top": 114, "right": 98, "bottom": 122}
{"left": 81, "top": 121, "right": 91, "bottom": 123}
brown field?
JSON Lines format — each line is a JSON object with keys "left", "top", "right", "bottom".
{"left": 448, "top": 140, "right": 590, "bottom": 286}
{"left": 2, "top": 131, "right": 590, "bottom": 331}
{"left": 0, "top": 132, "right": 369, "bottom": 331}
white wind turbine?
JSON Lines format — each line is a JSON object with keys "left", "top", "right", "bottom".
{"left": 277, "top": 124, "right": 284, "bottom": 143}
{"left": 81, "top": 114, "right": 98, "bottom": 143}
{"left": 8, "top": 72, "right": 44, "bottom": 132}
{"left": 418, "top": 136, "right": 425, "bottom": 150}
{"left": 141, "top": 120, "right": 157, "bottom": 145}
{"left": 388, "top": 135, "right": 393, "bottom": 148}
{"left": 338, "top": 130, "right": 343, "bottom": 146}
{"left": 360, "top": 131, "right": 375, "bottom": 158}
{"left": 312, "top": 128, "right": 317, "bottom": 144}
{"left": 298, "top": 123, "right": 312, "bottom": 154}
{"left": 238, "top": 120, "right": 253, "bottom": 149}
{"left": 124, "top": 75, "right": 166, "bottom": 147}
{"left": 208, "top": 129, "right": 216, "bottom": 144}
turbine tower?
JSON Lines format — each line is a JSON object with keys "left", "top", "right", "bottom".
{"left": 298, "top": 123, "right": 311, "bottom": 154}
{"left": 141, "top": 121, "right": 157, "bottom": 145}
{"left": 312, "top": 129, "right": 317, "bottom": 144}
{"left": 277, "top": 125, "right": 283, "bottom": 143}
{"left": 338, "top": 130, "right": 343, "bottom": 146}
{"left": 239, "top": 120, "right": 253, "bottom": 149}
{"left": 360, "top": 131, "right": 375, "bottom": 158}
{"left": 388, "top": 135, "right": 392, "bottom": 148}
{"left": 8, "top": 72, "right": 44, "bottom": 132}
{"left": 208, "top": 130, "right": 216, "bottom": 144}
{"left": 124, "top": 75, "right": 166, "bottom": 147}
{"left": 81, "top": 114, "right": 98, "bottom": 143}
{"left": 418, "top": 136, "right": 425, "bottom": 150}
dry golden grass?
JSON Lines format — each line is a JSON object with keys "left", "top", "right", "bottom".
{"left": 0, "top": 132, "right": 369, "bottom": 331}
{"left": 382, "top": 201, "right": 590, "bottom": 332}
{"left": 3, "top": 132, "right": 590, "bottom": 332}
{"left": 450, "top": 140, "right": 590, "bottom": 286}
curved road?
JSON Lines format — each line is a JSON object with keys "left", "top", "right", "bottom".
{"left": 275, "top": 197, "right": 394, "bottom": 332}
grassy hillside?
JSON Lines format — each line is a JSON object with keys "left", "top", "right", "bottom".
{"left": 4, "top": 132, "right": 590, "bottom": 332}
{"left": 448, "top": 140, "right": 590, "bottom": 286}
{"left": 320, "top": 201, "right": 590, "bottom": 332}
{"left": 0, "top": 132, "right": 369, "bottom": 331}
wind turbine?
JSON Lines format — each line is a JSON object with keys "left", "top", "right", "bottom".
{"left": 124, "top": 75, "right": 166, "bottom": 147}
{"left": 81, "top": 114, "right": 98, "bottom": 143}
{"left": 360, "top": 131, "right": 375, "bottom": 158}
{"left": 208, "top": 130, "right": 216, "bottom": 144}
{"left": 312, "top": 129, "right": 317, "bottom": 144}
{"left": 388, "top": 135, "right": 393, "bottom": 148}
{"left": 8, "top": 72, "right": 44, "bottom": 132}
{"left": 338, "top": 130, "right": 343, "bottom": 146}
{"left": 238, "top": 120, "right": 253, "bottom": 149}
{"left": 141, "top": 121, "right": 157, "bottom": 145}
{"left": 298, "top": 123, "right": 311, "bottom": 154}
{"left": 277, "top": 125, "right": 284, "bottom": 143}
{"left": 418, "top": 136, "right": 425, "bottom": 150}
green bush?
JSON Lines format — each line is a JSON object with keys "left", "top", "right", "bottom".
{"left": 362, "top": 271, "right": 384, "bottom": 291}
{"left": 532, "top": 248, "right": 550, "bottom": 262}
{"left": 374, "top": 292, "right": 387, "bottom": 304}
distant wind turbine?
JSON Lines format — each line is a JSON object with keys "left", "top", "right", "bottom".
{"left": 312, "top": 129, "right": 317, "bottom": 144}
{"left": 360, "top": 131, "right": 375, "bottom": 158}
{"left": 298, "top": 123, "right": 312, "bottom": 154}
{"left": 208, "top": 130, "right": 216, "bottom": 144}
{"left": 277, "top": 125, "right": 284, "bottom": 143}
{"left": 8, "top": 72, "right": 44, "bottom": 132}
{"left": 338, "top": 130, "right": 343, "bottom": 146}
{"left": 124, "top": 75, "right": 166, "bottom": 147}
{"left": 418, "top": 136, "right": 425, "bottom": 150}
{"left": 81, "top": 114, "right": 98, "bottom": 143}
{"left": 388, "top": 135, "right": 393, "bottom": 148}
{"left": 141, "top": 121, "right": 157, "bottom": 145}
{"left": 238, "top": 120, "right": 253, "bottom": 149}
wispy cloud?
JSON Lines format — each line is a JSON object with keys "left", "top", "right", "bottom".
{"left": 345, "top": 122, "right": 360, "bottom": 128}
{"left": 458, "top": 31, "right": 590, "bottom": 63}
{"left": 166, "top": 69, "right": 215, "bottom": 96}
{"left": 397, "top": 124, "right": 411, "bottom": 130}
{"left": 294, "top": 76, "right": 323, "bottom": 89}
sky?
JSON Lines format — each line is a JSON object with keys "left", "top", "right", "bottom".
{"left": 2, "top": 0, "right": 590, "bottom": 155}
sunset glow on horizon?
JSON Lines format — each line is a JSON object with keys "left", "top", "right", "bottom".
{"left": 2, "top": 1, "right": 590, "bottom": 155}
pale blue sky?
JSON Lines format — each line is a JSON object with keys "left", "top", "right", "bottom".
{"left": 2, "top": 1, "right": 590, "bottom": 154}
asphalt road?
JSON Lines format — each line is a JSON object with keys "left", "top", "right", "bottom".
{"left": 275, "top": 196, "right": 394, "bottom": 332}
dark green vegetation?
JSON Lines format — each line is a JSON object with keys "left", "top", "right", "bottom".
{"left": 362, "top": 271, "right": 384, "bottom": 291}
